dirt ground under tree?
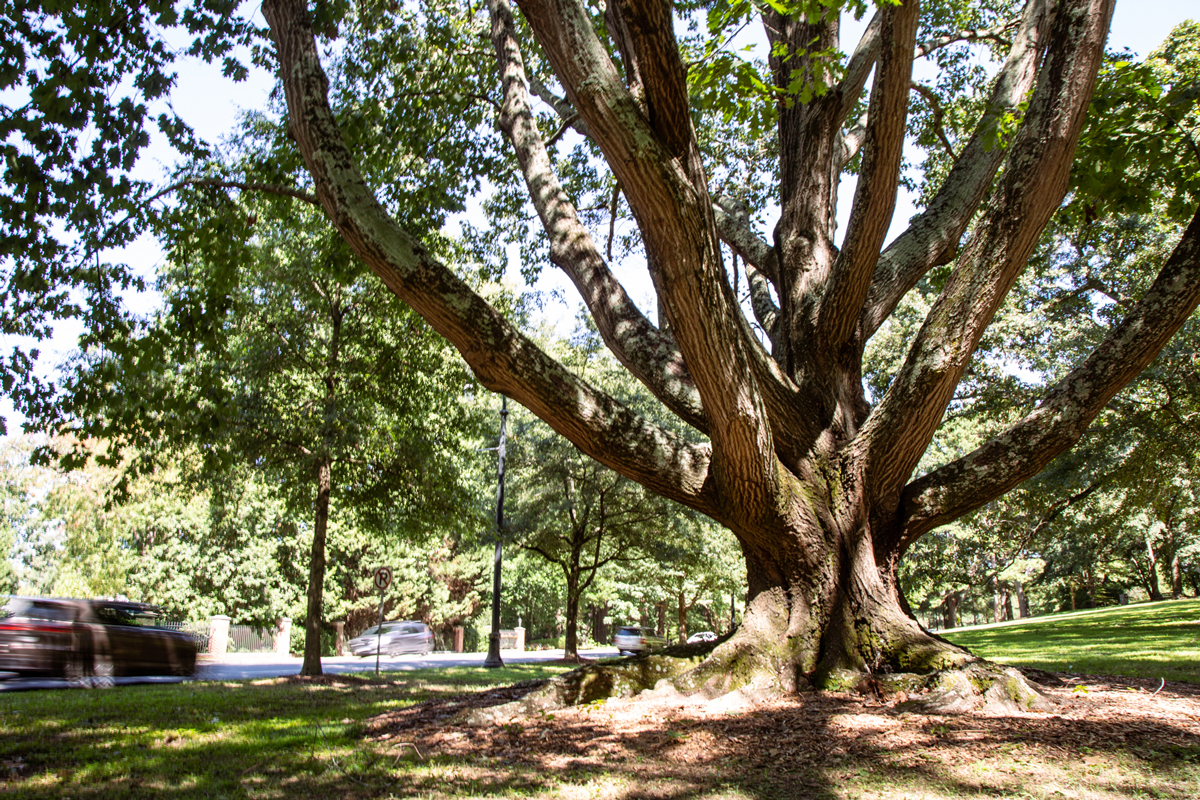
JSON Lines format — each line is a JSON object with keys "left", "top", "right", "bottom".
{"left": 362, "top": 671, "right": 1200, "bottom": 799}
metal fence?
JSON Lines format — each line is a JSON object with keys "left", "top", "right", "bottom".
{"left": 160, "top": 621, "right": 211, "bottom": 654}
{"left": 228, "top": 625, "right": 275, "bottom": 653}
{"left": 158, "top": 621, "right": 276, "bottom": 654}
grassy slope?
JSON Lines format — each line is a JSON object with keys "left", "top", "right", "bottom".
{"left": 942, "top": 597, "right": 1200, "bottom": 683}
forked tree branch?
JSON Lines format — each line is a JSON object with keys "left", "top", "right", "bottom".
{"left": 909, "top": 82, "right": 960, "bottom": 160}
{"left": 897, "top": 205, "right": 1200, "bottom": 545}
{"left": 608, "top": 0, "right": 692, "bottom": 158}
{"left": 488, "top": 0, "right": 708, "bottom": 432}
{"left": 915, "top": 20, "right": 1018, "bottom": 59}
{"left": 836, "top": 12, "right": 882, "bottom": 128}
{"left": 818, "top": 0, "right": 919, "bottom": 354}
{"left": 858, "top": 0, "right": 1056, "bottom": 339}
{"left": 517, "top": 0, "right": 817, "bottom": 505}
{"left": 261, "top": 0, "right": 715, "bottom": 513}
{"left": 857, "top": 0, "right": 1114, "bottom": 506}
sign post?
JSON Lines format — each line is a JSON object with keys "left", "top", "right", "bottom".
{"left": 372, "top": 566, "right": 393, "bottom": 676}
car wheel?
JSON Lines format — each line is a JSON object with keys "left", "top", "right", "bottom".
{"left": 91, "top": 653, "right": 115, "bottom": 689}
{"left": 64, "top": 653, "right": 88, "bottom": 686}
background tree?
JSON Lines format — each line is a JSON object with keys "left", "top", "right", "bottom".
{"left": 50, "top": 187, "right": 487, "bottom": 673}
{"left": 508, "top": 416, "right": 666, "bottom": 660}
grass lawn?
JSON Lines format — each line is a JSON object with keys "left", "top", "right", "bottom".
{"left": 942, "top": 597, "right": 1200, "bottom": 683}
{"left": 0, "top": 664, "right": 568, "bottom": 799}
{"left": 2, "top": 605, "right": 1199, "bottom": 799}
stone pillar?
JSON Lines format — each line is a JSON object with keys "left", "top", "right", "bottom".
{"left": 333, "top": 620, "right": 345, "bottom": 655}
{"left": 208, "top": 615, "right": 230, "bottom": 658}
{"left": 453, "top": 625, "right": 465, "bottom": 654}
{"left": 274, "top": 617, "right": 292, "bottom": 656}
{"left": 513, "top": 625, "right": 525, "bottom": 652}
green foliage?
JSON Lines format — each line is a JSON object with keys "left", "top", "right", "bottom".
{"left": 0, "top": 2, "right": 259, "bottom": 431}
{"left": 1070, "top": 22, "right": 1200, "bottom": 225}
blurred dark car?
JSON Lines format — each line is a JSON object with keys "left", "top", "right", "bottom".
{"left": 0, "top": 596, "right": 198, "bottom": 681}
{"left": 347, "top": 620, "right": 434, "bottom": 657}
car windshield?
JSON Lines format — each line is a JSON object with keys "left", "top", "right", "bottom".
{"left": 95, "top": 604, "right": 159, "bottom": 627}
{"left": 616, "top": 627, "right": 644, "bottom": 636}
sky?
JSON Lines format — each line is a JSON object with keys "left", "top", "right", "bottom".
{"left": 1, "top": 0, "right": 1195, "bottom": 434}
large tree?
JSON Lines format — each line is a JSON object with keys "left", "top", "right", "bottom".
{"left": 258, "top": 0, "right": 1200, "bottom": 695}
{"left": 5, "top": 0, "right": 1200, "bottom": 699}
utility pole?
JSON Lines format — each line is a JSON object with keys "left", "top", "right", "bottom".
{"left": 483, "top": 396, "right": 508, "bottom": 668}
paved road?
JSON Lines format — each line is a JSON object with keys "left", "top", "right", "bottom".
{"left": 0, "top": 648, "right": 620, "bottom": 691}
{"left": 201, "top": 647, "right": 620, "bottom": 680}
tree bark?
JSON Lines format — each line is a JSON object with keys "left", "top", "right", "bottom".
{"left": 301, "top": 456, "right": 332, "bottom": 676}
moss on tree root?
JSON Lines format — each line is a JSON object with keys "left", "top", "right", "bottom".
{"left": 458, "top": 643, "right": 1054, "bottom": 725}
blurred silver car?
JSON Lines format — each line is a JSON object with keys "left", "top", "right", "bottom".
{"left": 613, "top": 625, "right": 666, "bottom": 655}
{"left": 347, "top": 620, "right": 433, "bottom": 657}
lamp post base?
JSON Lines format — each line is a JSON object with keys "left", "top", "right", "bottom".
{"left": 482, "top": 632, "right": 504, "bottom": 668}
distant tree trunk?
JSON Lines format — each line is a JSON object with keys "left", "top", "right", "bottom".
{"left": 940, "top": 591, "right": 959, "bottom": 630}
{"left": 301, "top": 456, "right": 332, "bottom": 676}
{"left": 1145, "top": 532, "right": 1164, "bottom": 601}
{"left": 1015, "top": 581, "right": 1030, "bottom": 618}
{"left": 677, "top": 589, "right": 688, "bottom": 643}
{"left": 1172, "top": 553, "right": 1183, "bottom": 600}
{"left": 656, "top": 601, "right": 666, "bottom": 638}
{"left": 563, "top": 572, "right": 580, "bottom": 659}
{"left": 594, "top": 601, "right": 609, "bottom": 646}
{"left": 992, "top": 578, "right": 1006, "bottom": 623}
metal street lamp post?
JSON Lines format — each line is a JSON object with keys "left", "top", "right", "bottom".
{"left": 483, "top": 396, "right": 508, "bottom": 669}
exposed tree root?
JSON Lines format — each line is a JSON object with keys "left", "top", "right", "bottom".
{"left": 458, "top": 641, "right": 1054, "bottom": 725}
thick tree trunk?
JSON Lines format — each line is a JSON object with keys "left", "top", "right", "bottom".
{"left": 301, "top": 457, "right": 332, "bottom": 676}
{"left": 941, "top": 591, "right": 959, "bottom": 629}
{"left": 676, "top": 506, "right": 974, "bottom": 697}
{"left": 594, "top": 601, "right": 609, "bottom": 646}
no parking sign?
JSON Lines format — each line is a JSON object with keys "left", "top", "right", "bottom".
{"left": 372, "top": 566, "right": 393, "bottom": 674}
{"left": 373, "top": 566, "right": 393, "bottom": 592}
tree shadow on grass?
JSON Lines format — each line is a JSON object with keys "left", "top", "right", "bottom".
{"left": 1, "top": 675, "right": 1197, "bottom": 799}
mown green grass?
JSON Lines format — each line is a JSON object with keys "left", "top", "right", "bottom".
{"left": 3, "top": 607, "right": 1199, "bottom": 800}
{"left": 0, "top": 664, "right": 567, "bottom": 798}
{"left": 943, "top": 597, "right": 1200, "bottom": 683}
